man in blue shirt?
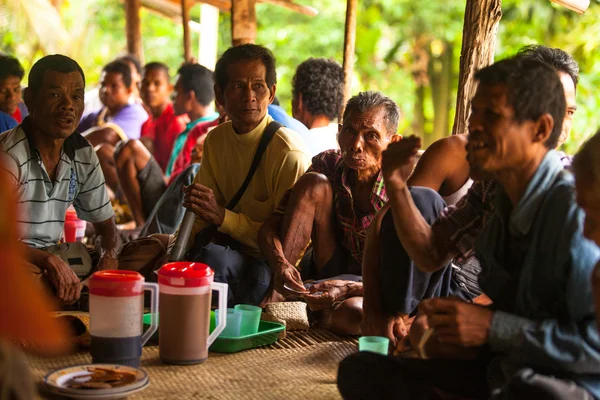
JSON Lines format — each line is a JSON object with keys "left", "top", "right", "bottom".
{"left": 338, "top": 58, "right": 600, "bottom": 399}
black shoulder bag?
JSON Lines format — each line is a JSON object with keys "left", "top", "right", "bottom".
{"left": 186, "top": 121, "right": 283, "bottom": 257}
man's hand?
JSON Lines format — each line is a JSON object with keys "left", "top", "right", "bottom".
{"left": 361, "top": 312, "right": 408, "bottom": 348}
{"left": 273, "top": 262, "right": 305, "bottom": 297}
{"left": 381, "top": 135, "right": 422, "bottom": 186}
{"left": 42, "top": 254, "right": 81, "bottom": 306}
{"left": 303, "top": 280, "right": 360, "bottom": 311}
{"left": 182, "top": 183, "right": 225, "bottom": 226}
{"left": 97, "top": 254, "right": 118, "bottom": 271}
{"left": 419, "top": 297, "right": 494, "bottom": 347}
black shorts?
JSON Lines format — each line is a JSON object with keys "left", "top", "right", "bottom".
{"left": 138, "top": 157, "right": 167, "bottom": 219}
{"left": 299, "top": 245, "right": 362, "bottom": 281}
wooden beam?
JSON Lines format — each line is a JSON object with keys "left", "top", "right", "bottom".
{"left": 340, "top": 0, "right": 357, "bottom": 121}
{"left": 182, "top": 0, "right": 192, "bottom": 61}
{"left": 231, "top": 0, "right": 257, "bottom": 46}
{"left": 257, "top": 0, "right": 318, "bottom": 16}
{"left": 451, "top": 0, "right": 502, "bottom": 135}
{"left": 125, "top": 0, "right": 144, "bottom": 62}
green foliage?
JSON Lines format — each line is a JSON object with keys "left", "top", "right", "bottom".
{"left": 2, "top": 0, "right": 600, "bottom": 153}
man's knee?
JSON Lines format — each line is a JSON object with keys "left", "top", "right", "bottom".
{"left": 291, "top": 172, "right": 333, "bottom": 205}
{"left": 115, "top": 140, "right": 146, "bottom": 168}
{"left": 330, "top": 297, "right": 363, "bottom": 335}
{"left": 192, "top": 243, "right": 245, "bottom": 279}
{"left": 96, "top": 143, "right": 115, "bottom": 163}
{"left": 409, "top": 186, "right": 446, "bottom": 224}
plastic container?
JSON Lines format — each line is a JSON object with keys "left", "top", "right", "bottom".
{"left": 358, "top": 336, "right": 389, "bottom": 355}
{"left": 88, "top": 270, "right": 158, "bottom": 367}
{"left": 157, "top": 262, "right": 227, "bottom": 365}
{"left": 64, "top": 208, "right": 86, "bottom": 242}
{"left": 234, "top": 304, "right": 262, "bottom": 336}
{"left": 217, "top": 308, "right": 243, "bottom": 337}
{"left": 210, "top": 321, "right": 285, "bottom": 353}
{"left": 142, "top": 314, "right": 284, "bottom": 353}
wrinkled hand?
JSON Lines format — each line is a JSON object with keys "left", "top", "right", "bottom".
{"left": 182, "top": 183, "right": 225, "bottom": 226}
{"left": 97, "top": 255, "right": 118, "bottom": 271}
{"left": 302, "top": 280, "right": 355, "bottom": 311}
{"left": 273, "top": 262, "right": 305, "bottom": 298}
{"left": 381, "top": 135, "right": 421, "bottom": 186}
{"left": 43, "top": 254, "right": 81, "bottom": 306}
{"left": 419, "top": 297, "right": 493, "bottom": 347}
{"left": 361, "top": 312, "right": 408, "bottom": 349}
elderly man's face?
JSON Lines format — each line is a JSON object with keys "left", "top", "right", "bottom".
{"left": 467, "top": 84, "right": 546, "bottom": 176}
{"left": 217, "top": 59, "right": 275, "bottom": 133}
{"left": 557, "top": 71, "right": 577, "bottom": 148}
{"left": 337, "top": 106, "right": 391, "bottom": 174}
{"left": 25, "top": 70, "right": 85, "bottom": 139}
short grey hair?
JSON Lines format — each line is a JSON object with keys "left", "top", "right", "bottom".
{"left": 573, "top": 129, "right": 600, "bottom": 197}
{"left": 342, "top": 91, "right": 401, "bottom": 135}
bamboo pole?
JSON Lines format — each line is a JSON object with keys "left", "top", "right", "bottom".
{"left": 182, "top": 0, "right": 192, "bottom": 62}
{"left": 340, "top": 0, "right": 357, "bottom": 122}
{"left": 451, "top": 0, "right": 502, "bottom": 135}
{"left": 125, "top": 0, "right": 143, "bottom": 61}
{"left": 231, "top": 0, "right": 257, "bottom": 46}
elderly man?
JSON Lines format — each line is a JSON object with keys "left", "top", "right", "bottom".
{"left": 291, "top": 58, "right": 344, "bottom": 156}
{"left": 259, "top": 91, "right": 455, "bottom": 334}
{"left": 339, "top": 57, "right": 600, "bottom": 399}
{"left": 172, "top": 44, "right": 310, "bottom": 306}
{"left": 0, "top": 55, "right": 120, "bottom": 307}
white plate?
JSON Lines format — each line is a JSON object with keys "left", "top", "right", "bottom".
{"left": 44, "top": 364, "right": 148, "bottom": 397}
{"left": 45, "top": 380, "right": 150, "bottom": 400}
{"left": 283, "top": 284, "right": 309, "bottom": 294}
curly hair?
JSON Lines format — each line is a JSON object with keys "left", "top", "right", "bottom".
{"left": 292, "top": 58, "right": 344, "bottom": 121}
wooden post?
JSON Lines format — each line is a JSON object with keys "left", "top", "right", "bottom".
{"left": 182, "top": 0, "right": 192, "bottom": 62}
{"left": 125, "top": 0, "right": 143, "bottom": 62}
{"left": 340, "top": 0, "right": 358, "bottom": 121}
{"left": 231, "top": 0, "right": 257, "bottom": 46}
{"left": 451, "top": 0, "right": 502, "bottom": 135}
{"left": 199, "top": 4, "right": 220, "bottom": 69}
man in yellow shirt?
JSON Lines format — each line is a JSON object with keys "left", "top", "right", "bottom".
{"left": 177, "top": 44, "right": 310, "bottom": 306}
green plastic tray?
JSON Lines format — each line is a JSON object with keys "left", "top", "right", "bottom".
{"left": 210, "top": 320, "right": 285, "bottom": 353}
{"left": 142, "top": 313, "right": 285, "bottom": 353}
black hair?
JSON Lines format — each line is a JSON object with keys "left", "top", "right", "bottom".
{"left": 0, "top": 55, "right": 25, "bottom": 81}
{"left": 144, "top": 62, "right": 170, "bottom": 80}
{"left": 475, "top": 57, "right": 566, "bottom": 149}
{"left": 116, "top": 54, "right": 143, "bottom": 75}
{"left": 343, "top": 91, "right": 401, "bottom": 135}
{"left": 28, "top": 54, "right": 85, "bottom": 96}
{"left": 292, "top": 58, "right": 344, "bottom": 121}
{"left": 214, "top": 44, "right": 276, "bottom": 92}
{"left": 103, "top": 60, "right": 133, "bottom": 88}
{"left": 177, "top": 63, "right": 214, "bottom": 106}
{"left": 516, "top": 45, "right": 579, "bottom": 88}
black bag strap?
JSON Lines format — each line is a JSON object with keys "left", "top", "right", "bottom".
{"left": 225, "top": 121, "right": 282, "bottom": 210}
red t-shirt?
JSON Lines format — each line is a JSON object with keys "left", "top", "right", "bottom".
{"left": 169, "top": 119, "right": 219, "bottom": 184}
{"left": 141, "top": 103, "right": 188, "bottom": 172}
{"left": 11, "top": 108, "right": 21, "bottom": 123}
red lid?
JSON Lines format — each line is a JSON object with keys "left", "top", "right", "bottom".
{"left": 89, "top": 270, "right": 144, "bottom": 297}
{"left": 65, "top": 208, "right": 79, "bottom": 220}
{"left": 157, "top": 262, "right": 214, "bottom": 287}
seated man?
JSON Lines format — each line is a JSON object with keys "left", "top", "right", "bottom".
{"left": 138, "top": 62, "right": 188, "bottom": 172}
{"left": 291, "top": 58, "right": 344, "bottom": 157}
{"left": 268, "top": 97, "right": 310, "bottom": 136}
{"left": 0, "top": 55, "right": 120, "bottom": 307}
{"left": 114, "top": 63, "right": 217, "bottom": 228}
{"left": 78, "top": 60, "right": 148, "bottom": 146}
{"left": 361, "top": 45, "right": 582, "bottom": 341}
{"left": 260, "top": 91, "right": 456, "bottom": 335}
{"left": 0, "top": 55, "right": 25, "bottom": 123}
{"left": 339, "top": 57, "right": 600, "bottom": 399}
{"left": 173, "top": 44, "right": 311, "bottom": 306}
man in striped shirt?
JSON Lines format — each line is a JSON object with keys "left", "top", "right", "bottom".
{"left": 0, "top": 55, "right": 120, "bottom": 307}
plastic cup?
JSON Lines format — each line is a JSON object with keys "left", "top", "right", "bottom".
{"left": 358, "top": 336, "right": 389, "bottom": 355}
{"left": 216, "top": 308, "right": 242, "bottom": 337}
{"left": 234, "top": 304, "right": 262, "bottom": 336}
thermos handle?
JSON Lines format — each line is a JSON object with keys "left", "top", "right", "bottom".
{"left": 207, "top": 282, "right": 228, "bottom": 346}
{"left": 141, "top": 282, "right": 159, "bottom": 346}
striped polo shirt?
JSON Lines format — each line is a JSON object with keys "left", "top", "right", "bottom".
{"left": 0, "top": 117, "right": 114, "bottom": 249}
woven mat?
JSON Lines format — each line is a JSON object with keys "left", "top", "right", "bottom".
{"left": 28, "top": 329, "right": 357, "bottom": 400}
